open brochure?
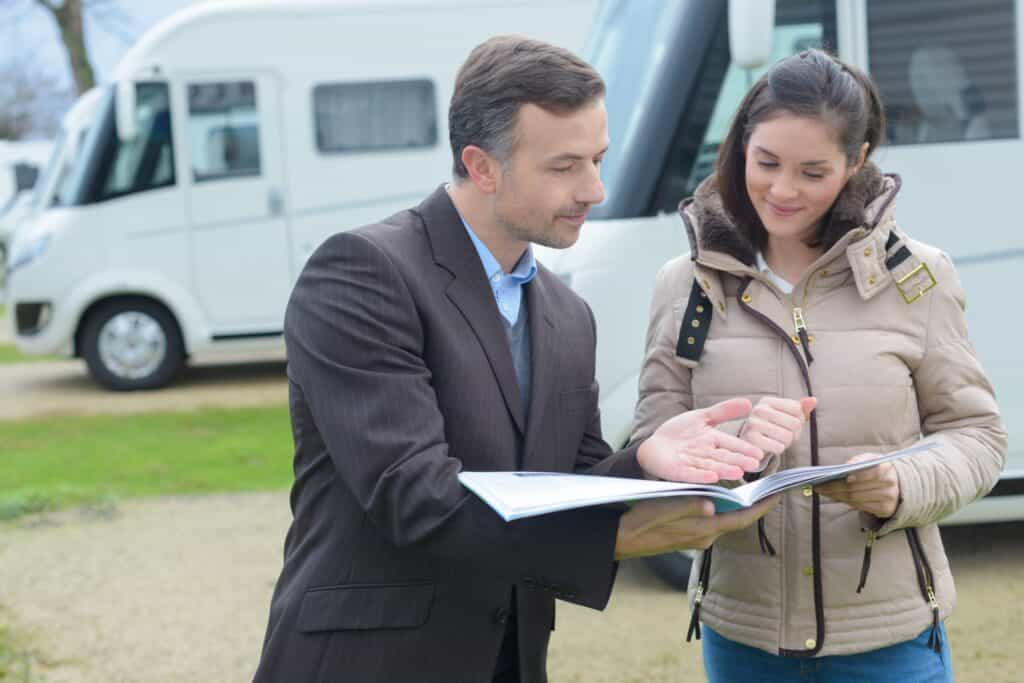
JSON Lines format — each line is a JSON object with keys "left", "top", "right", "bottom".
{"left": 458, "top": 441, "right": 938, "bottom": 522}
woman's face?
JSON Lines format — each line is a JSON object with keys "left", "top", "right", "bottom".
{"left": 744, "top": 113, "right": 862, "bottom": 244}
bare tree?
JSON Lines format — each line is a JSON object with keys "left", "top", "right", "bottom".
{"left": 1, "top": 0, "right": 135, "bottom": 95}
{"left": 0, "top": 60, "right": 71, "bottom": 139}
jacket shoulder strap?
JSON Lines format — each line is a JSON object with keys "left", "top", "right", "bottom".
{"left": 883, "top": 228, "right": 938, "bottom": 305}
{"left": 675, "top": 278, "right": 713, "bottom": 362}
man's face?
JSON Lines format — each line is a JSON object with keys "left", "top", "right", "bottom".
{"left": 492, "top": 100, "right": 608, "bottom": 250}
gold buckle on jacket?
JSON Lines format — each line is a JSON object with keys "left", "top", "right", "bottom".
{"left": 896, "top": 263, "right": 937, "bottom": 304}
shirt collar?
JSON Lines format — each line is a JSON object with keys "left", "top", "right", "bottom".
{"left": 457, "top": 210, "right": 536, "bottom": 285}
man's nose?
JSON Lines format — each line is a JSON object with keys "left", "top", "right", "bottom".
{"left": 576, "top": 170, "right": 605, "bottom": 206}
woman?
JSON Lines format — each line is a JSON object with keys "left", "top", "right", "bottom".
{"left": 630, "top": 49, "right": 1006, "bottom": 681}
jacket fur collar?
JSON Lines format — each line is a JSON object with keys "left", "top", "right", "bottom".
{"left": 683, "top": 161, "right": 896, "bottom": 266}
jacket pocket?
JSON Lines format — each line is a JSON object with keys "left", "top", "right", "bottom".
{"left": 559, "top": 383, "right": 598, "bottom": 415}
{"left": 296, "top": 581, "right": 435, "bottom": 633}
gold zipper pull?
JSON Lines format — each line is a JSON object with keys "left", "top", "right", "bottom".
{"left": 694, "top": 583, "right": 705, "bottom": 605}
{"left": 926, "top": 586, "right": 938, "bottom": 609}
{"left": 793, "top": 307, "right": 807, "bottom": 333}
{"left": 792, "top": 307, "right": 814, "bottom": 364}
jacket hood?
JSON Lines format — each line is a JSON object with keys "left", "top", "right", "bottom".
{"left": 682, "top": 161, "right": 898, "bottom": 266}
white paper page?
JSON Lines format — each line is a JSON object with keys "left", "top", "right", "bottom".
{"left": 457, "top": 471, "right": 744, "bottom": 521}
{"left": 733, "top": 440, "right": 940, "bottom": 505}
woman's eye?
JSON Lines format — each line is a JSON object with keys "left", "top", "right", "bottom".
{"left": 757, "top": 161, "right": 778, "bottom": 169}
{"left": 804, "top": 172, "right": 824, "bottom": 180}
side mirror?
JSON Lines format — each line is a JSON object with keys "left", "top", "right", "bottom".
{"left": 115, "top": 80, "right": 138, "bottom": 142}
{"left": 13, "top": 163, "right": 39, "bottom": 192}
{"left": 729, "top": 0, "right": 776, "bottom": 69}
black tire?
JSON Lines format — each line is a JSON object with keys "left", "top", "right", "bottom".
{"left": 644, "top": 551, "right": 694, "bottom": 590}
{"left": 80, "top": 299, "right": 184, "bottom": 391}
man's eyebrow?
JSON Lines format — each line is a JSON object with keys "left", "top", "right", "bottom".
{"left": 548, "top": 147, "right": 609, "bottom": 162}
{"left": 753, "top": 145, "right": 829, "bottom": 166}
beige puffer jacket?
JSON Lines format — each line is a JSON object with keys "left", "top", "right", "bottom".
{"left": 631, "top": 163, "right": 1007, "bottom": 657}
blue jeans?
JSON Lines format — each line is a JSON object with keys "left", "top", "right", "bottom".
{"left": 702, "top": 624, "right": 953, "bottom": 683}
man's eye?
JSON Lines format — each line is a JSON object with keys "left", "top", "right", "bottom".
{"left": 553, "top": 166, "right": 573, "bottom": 173}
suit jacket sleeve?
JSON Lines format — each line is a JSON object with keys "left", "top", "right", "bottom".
{"left": 285, "top": 231, "right": 622, "bottom": 609}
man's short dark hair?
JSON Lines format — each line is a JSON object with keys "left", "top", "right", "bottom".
{"left": 449, "top": 35, "right": 605, "bottom": 179}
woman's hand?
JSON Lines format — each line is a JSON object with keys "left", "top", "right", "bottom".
{"left": 739, "top": 396, "right": 817, "bottom": 455}
{"left": 638, "top": 398, "right": 764, "bottom": 483}
{"left": 816, "top": 453, "right": 901, "bottom": 518}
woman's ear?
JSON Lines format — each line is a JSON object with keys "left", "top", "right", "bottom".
{"left": 847, "top": 141, "right": 870, "bottom": 178}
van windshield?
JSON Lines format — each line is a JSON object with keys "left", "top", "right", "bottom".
{"left": 63, "top": 82, "right": 176, "bottom": 206}
{"left": 583, "top": 0, "right": 698, "bottom": 219}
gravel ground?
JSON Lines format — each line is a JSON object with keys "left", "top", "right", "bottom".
{"left": 0, "top": 353, "right": 287, "bottom": 421}
{"left": 1, "top": 493, "right": 1021, "bottom": 683}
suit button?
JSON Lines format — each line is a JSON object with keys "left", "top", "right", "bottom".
{"left": 493, "top": 607, "right": 509, "bottom": 625}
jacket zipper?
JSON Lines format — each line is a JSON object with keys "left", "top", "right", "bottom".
{"left": 686, "top": 545, "right": 713, "bottom": 642}
{"left": 738, "top": 279, "right": 825, "bottom": 658}
{"left": 856, "top": 529, "right": 876, "bottom": 593}
{"left": 906, "top": 528, "right": 943, "bottom": 653}
{"left": 792, "top": 307, "right": 814, "bottom": 364}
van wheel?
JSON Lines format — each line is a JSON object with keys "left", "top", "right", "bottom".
{"left": 81, "top": 300, "right": 184, "bottom": 391}
{"left": 644, "top": 551, "right": 694, "bottom": 590}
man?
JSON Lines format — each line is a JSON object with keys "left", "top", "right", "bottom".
{"left": 254, "top": 36, "right": 774, "bottom": 682}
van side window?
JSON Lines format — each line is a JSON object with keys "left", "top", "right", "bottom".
{"left": 93, "top": 82, "right": 176, "bottom": 202}
{"left": 867, "top": 0, "right": 1017, "bottom": 145}
{"left": 649, "top": 1, "right": 837, "bottom": 215}
{"left": 188, "top": 81, "right": 262, "bottom": 181}
{"left": 312, "top": 80, "right": 437, "bottom": 153}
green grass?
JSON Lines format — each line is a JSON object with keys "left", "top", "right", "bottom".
{"left": 0, "top": 622, "right": 34, "bottom": 682}
{"left": 0, "top": 405, "right": 294, "bottom": 521}
{"left": 0, "top": 345, "right": 59, "bottom": 364}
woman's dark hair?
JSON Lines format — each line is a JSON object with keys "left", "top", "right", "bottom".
{"left": 715, "top": 49, "right": 886, "bottom": 249}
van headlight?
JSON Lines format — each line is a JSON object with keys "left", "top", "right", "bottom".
{"left": 7, "top": 234, "right": 51, "bottom": 273}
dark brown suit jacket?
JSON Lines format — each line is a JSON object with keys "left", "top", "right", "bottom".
{"left": 254, "top": 187, "right": 642, "bottom": 682}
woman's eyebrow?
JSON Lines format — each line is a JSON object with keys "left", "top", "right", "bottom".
{"left": 753, "top": 146, "right": 829, "bottom": 165}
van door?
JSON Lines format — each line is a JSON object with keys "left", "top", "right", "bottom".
{"left": 183, "top": 73, "right": 290, "bottom": 335}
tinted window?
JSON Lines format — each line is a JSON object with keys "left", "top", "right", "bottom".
{"left": 188, "top": 80, "right": 262, "bottom": 181}
{"left": 313, "top": 79, "right": 437, "bottom": 153}
{"left": 867, "top": 0, "right": 1018, "bottom": 145}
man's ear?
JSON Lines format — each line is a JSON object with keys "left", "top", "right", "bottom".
{"left": 461, "top": 145, "right": 500, "bottom": 194}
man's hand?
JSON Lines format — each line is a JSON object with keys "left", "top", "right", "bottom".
{"left": 638, "top": 398, "right": 764, "bottom": 483}
{"left": 614, "top": 496, "right": 779, "bottom": 560}
{"left": 739, "top": 396, "right": 817, "bottom": 454}
{"left": 815, "top": 453, "right": 901, "bottom": 518}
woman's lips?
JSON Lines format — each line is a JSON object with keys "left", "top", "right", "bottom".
{"left": 767, "top": 201, "right": 801, "bottom": 217}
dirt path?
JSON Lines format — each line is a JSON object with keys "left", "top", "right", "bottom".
{"left": 0, "top": 353, "right": 287, "bottom": 421}
{"left": 1, "top": 493, "right": 1021, "bottom": 682}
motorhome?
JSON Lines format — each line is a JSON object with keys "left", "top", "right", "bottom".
{"left": 5, "top": 0, "right": 596, "bottom": 389}
{"left": 533, "top": 0, "right": 1021, "bottom": 583}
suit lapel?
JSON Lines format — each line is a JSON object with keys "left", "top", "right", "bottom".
{"left": 418, "top": 187, "right": 526, "bottom": 434}
{"left": 522, "top": 273, "right": 556, "bottom": 469}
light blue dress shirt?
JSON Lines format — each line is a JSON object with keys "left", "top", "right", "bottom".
{"left": 457, "top": 213, "right": 537, "bottom": 325}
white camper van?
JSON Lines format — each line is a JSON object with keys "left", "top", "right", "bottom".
{"left": 532, "top": 0, "right": 1022, "bottom": 582}
{"left": 5, "top": 0, "right": 596, "bottom": 389}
